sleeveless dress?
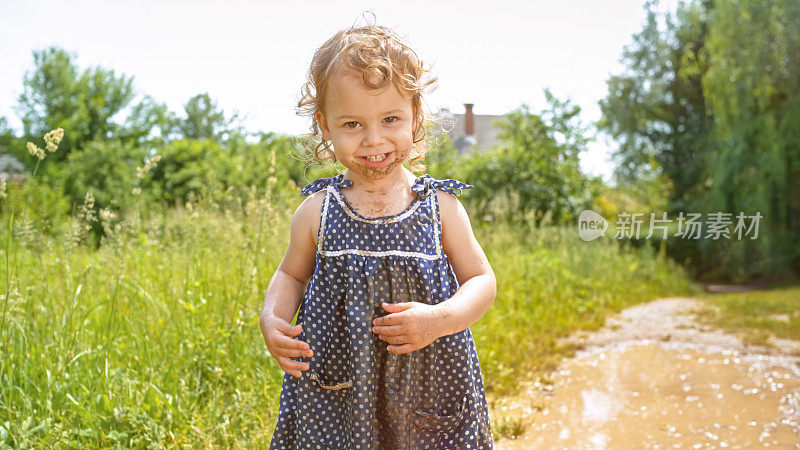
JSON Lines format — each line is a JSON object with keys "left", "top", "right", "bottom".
{"left": 269, "top": 173, "right": 494, "bottom": 449}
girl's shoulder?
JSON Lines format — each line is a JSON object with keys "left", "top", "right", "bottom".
{"left": 293, "top": 189, "right": 326, "bottom": 248}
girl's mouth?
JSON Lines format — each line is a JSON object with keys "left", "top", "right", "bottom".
{"left": 360, "top": 151, "right": 393, "bottom": 167}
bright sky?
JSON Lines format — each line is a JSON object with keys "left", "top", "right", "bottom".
{"left": 0, "top": 0, "right": 677, "bottom": 183}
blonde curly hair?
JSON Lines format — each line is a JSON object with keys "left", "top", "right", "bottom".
{"left": 296, "top": 16, "right": 438, "bottom": 173}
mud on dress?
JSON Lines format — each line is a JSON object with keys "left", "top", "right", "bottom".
{"left": 269, "top": 173, "right": 494, "bottom": 449}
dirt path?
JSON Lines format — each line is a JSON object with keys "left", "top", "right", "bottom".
{"left": 491, "top": 297, "right": 800, "bottom": 449}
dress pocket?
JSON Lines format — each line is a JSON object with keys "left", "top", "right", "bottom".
{"left": 411, "top": 330, "right": 471, "bottom": 434}
{"left": 412, "top": 393, "right": 468, "bottom": 432}
{"left": 296, "top": 310, "right": 353, "bottom": 391}
{"left": 306, "top": 369, "right": 352, "bottom": 390}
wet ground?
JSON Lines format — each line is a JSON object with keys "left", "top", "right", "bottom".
{"left": 492, "top": 298, "right": 800, "bottom": 449}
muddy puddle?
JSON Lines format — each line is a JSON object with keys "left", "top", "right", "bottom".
{"left": 495, "top": 341, "right": 800, "bottom": 449}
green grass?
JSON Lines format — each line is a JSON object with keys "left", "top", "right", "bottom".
{"left": 0, "top": 196, "right": 696, "bottom": 447}
{"left": 693, "top": 285, "right": 800, "bottom": 347}
{"left": 1, "top": 197, "right": 292, "bottom": 447}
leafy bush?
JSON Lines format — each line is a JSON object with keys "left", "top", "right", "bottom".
{"left": 145, "top": 138, "right": 233, "bottom": 207}
{"left": 59, "top": 138, "right": 144, "bottom": 213}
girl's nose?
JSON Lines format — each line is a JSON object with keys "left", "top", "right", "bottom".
{"left": 362, "top": 126, "right": 384, "bottom": 147}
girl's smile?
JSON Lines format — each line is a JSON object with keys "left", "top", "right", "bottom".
{"left": 359, "top": 151, "right": 394, "bottom": 167}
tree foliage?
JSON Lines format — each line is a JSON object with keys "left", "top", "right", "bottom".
{"left": 175, "top": 93, "right": 243, "bottom": 142}
{"left": 462, "top": 89, "right": 601, "bottom": 226}
{"left": 15, "top": 47, "right": 137, "bottom": 164}
{"left": 599, "top": 0, "right": 800, "bottom": 281}
{"left": 701, "top": 0, "right": 800, "bottom": 279}
{"left": 598, "top": 0, "right": 713, "bottom": 212}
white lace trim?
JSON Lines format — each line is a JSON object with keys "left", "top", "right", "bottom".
{"left": 317, "top": 188, "right": 332, "bottom": 255}
{"left": 317, "top": 186, "right": 444, "bottom": 260}
{"left": 322, "top": 249, "right": 441, "bottom": 260}
{"left": 432, "top": 190, "right": 443, "bottom": 257}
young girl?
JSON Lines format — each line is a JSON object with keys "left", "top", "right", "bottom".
{"left": 259, "top": 20, "right": 496, "bottom": 449}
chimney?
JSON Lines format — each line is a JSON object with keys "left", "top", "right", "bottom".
{"left": 464, "top": 103, "right": 475, "bottom": 137}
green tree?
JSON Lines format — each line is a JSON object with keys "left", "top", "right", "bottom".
{"left": 701, "top": 0, "right": 800, "bottom": 279}
{"left": 600, "top": 0, "right": 800, "bottom": 281}
{"left": 175, "top": 93, "right": 243, "bottom": 142}
{"left": 464, "top": 89, "right": 599, "bottom": 226}
{"left": 15, "top": 47, "right": 137, "bottom": 164}
{"left": 598, "top": 0, "right": 714, "bottom": 212}
{"left": 120, "top": 94, "right": 177, "bottom": 148}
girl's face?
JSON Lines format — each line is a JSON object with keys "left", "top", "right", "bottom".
{"left": 316, "top": 67, "right": 417, "bottom": 180}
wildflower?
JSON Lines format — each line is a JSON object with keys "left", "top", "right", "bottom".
{"left": 99, "top": 207, "right": 117, "bottom": 236}
{"left": 214, "top": 367, "right": 223, "bottom": 377}
{"left": 83, "top": 192, "right": 95, "bottom": 210}
{"left": 78, "top": 192, "right": 97, "bottom": 230}
{"left": 43, "top": 128, "right": 64, "bottom": 152}
{"left": 26, "top": 142, "right": 45, "bottom": 160}
{"left": 268, "top": 150, "right": 277, "bottom": 174}
{"left": 99, "top": 208, "right": 116, "bottom": 222}
{"left": 136, "top": 154, "right": 162, "bottom": 179}
{"left": 144, "top": 155, "right": 161, "bottom": 172}
{"left": 132, "top": 187, "right": 141, "bottom": 195}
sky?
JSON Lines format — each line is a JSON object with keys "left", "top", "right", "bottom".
{"left": 0, "top": 0, "right": 679, "bottom": 183}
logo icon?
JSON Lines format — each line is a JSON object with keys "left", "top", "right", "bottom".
{"left": 578, "top": 210, "right": 608, "bottom": 241}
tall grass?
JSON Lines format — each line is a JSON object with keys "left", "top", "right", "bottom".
{"left": 1, "top": 191, "right": 292, "bottom": 447}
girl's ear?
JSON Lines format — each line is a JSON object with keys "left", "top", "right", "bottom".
{"left": 317, "top": 112, "right": 332, "bottom": 141}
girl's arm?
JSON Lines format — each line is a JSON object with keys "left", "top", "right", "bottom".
{"left": 259, "top": 193, "right": 323, "bottom": 377}
{"left": 435, "top": 191, "right": 497, "bottom": 337}
{"left": 260, "top": 195, "right": 319, "bottom": 323}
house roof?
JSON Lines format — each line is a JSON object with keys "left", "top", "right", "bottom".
{"left": 432, "top": 106, "right": 505, "bottom": 153}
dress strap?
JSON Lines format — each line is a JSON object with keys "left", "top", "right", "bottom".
{"left": 300, "top": 173, "right": 353, "bottom": 196}
{"left": 301, "top": 172, "right": 473, "bottom": 198}
{"left": 411, "top": 174, "right": 474, "bottom": 199}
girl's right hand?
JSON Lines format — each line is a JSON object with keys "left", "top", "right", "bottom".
{"left": 261, "top": 315, "right": 314, "bottom": 378}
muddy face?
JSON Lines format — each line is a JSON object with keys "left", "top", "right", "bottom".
{"left": 316, "top": 67, "right": 417, "bottom": 190}
{"left": 357, "top": 144, "right": 410, "bottom": 180}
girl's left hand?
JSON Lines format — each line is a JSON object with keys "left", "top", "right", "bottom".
{"left": 370, "top": 301, "right": 444, "bottom": 355}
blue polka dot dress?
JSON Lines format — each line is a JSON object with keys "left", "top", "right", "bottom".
{"left": 269, "top": 173, "right": 494, "bottom": 449}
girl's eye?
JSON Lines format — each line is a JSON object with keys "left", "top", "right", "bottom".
{"left": 344, "top": 121, "right": 359, "bottom": 128}
{"left": 384, "top": 116, "right": 399, "bottom": 124}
